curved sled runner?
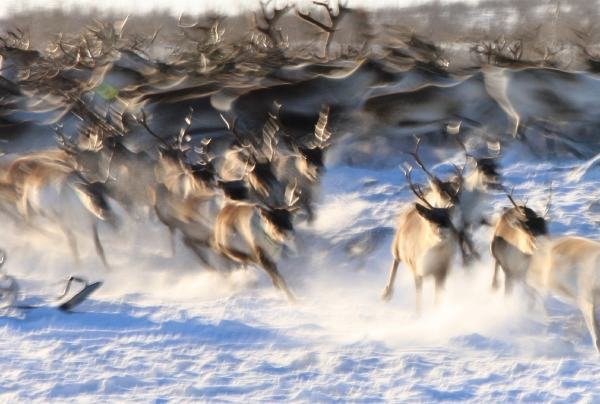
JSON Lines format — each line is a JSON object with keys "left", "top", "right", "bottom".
{"left": 58, "top": 281, "right": 103, "bottom": 311}
{"left": 13, "top": 276, "right": 103, "bottom": 312}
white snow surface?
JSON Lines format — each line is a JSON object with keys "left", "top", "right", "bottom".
{"left": 2, "top": 147, "right": 600, "bottom": 402}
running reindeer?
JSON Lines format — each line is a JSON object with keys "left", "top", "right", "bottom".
{"left": 0, "top": 150, "right": 117, "bottom": 269}
{"left": 490, "top": 189, "right": 549, "bottom": 294}
{"left": 270, "top": 102, "right": 331, "bottom": 223}
{"left": 139, "top": 108, "right": 228, "bottom": 268}
{"left": 381, "top": 165, "right": 468, "bottom": 314}
{"left": 408, "top": 136, "right": 501, "bottom": 264}
{"left": 0, "top": 249, "right": 18, "bottom": 308}
{"left": 214, "top": 179, "right": 301, "bottom": 301}
{"left": 494, "top": 187, "right": 600, "bottom": 353}
{"left": 527, "top": 234, "right": 600, "bottom": 353}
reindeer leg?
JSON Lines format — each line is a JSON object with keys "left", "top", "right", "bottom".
{"left": 256, "top": 248, "right": 296, "bottom": 302}
{"left": 580, "top": 296, "right": 600, "bottom": 353}
{"left": 168, "top": 225, "right": 177, "bottom": 257}
{"left": 464, "top": 235, "right": 480, "bottom": 262}
{"left": 92, "top": 221, "right": 111, "bottom": 270}
{"left": 381, "top": 258, "right": 400, "bottom": 302}
{"left": 303, "top": 198, "right": 315, "bottom": 224}
{"left": 458, "top": 233, "right": 471, "bottom": 266}
{"left": 524, "top": 283, "right": 547, "bottom": 316}
{"left": 492, "top": 260, "right": 501, "bottom": 291}
{"left": 414, "top": 274, "right": 423, "bottom": 316}
{"left": 434, "top": 269, "right": 448, "bottom": 307}
{"left": 60, "top": 223, "right": 80, "bottom": 266}
{"left": 504, "top": 274, "right": 514, "bottom": 296}
{"left": 183, "top": 237, "right": 217, "bottom": 272}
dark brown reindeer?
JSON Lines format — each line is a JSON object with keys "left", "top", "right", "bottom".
{"left": 251, "top": 101, "right": 331, "bottom": 223}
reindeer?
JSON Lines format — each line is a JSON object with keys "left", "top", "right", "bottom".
{"left": 381, "top": 166, "right": 467, "bottom": 314}
{"left": 214, "top": 181, "right": 300, "bottom": 301}
{"left": 269, "top": 103, "right": 331, "bottom": 222}
{"left": 152, "top": 144, "right": 223, "bottom": 263}
{"left": 0, "top": 249, "right": 18, "bottom": 308}
{"left": 0, "top": 150, "right": 117, "bottom": 269}
{"left": 491, "top": 190, "right": 549, "bottom": 294}
{"left": 452, "top": 142, "right": 503, "bottom": 261}
{"left": 410, "top": 136, "right": 503, "bottom": 263}
{"left": 526, "top": 235, "right": 600, "bottom": 353}
{"left": 216, "top": 112, "right": 287, "bottom": 210}
{"left": 140, "top": 109, "right": 224, "bottom": 265}
{"left": 55, "top": 126, "right": 157, "bottom": 221}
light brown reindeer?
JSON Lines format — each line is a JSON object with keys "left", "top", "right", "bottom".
{"left": 411, "top": 136, "right": 502, "bottom": 263}
{"left": 152, "top": 144, "right": 223, "bottom": 264}
{"left": 491, "top": 190, "right": 549, "bottom": 294}
{"left": 526, "top": 235, "right": 600, "bottom": 353}
{"left": 493, "top": 189, "right": 600, "bottom": 353}
{"left": 214, "top": 181, "right": 300, "bottom": 301}
{"left": 381, "top": 167, "right": 467, "bottom": 314}
{"left": 0, "top": 150, "right": 117, "bottom": 269}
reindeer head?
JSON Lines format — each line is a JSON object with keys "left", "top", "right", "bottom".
{"left": 406, "top": 165, "right": 469, "bottom": 259}
{"left": 260, "top": 207, "right": 295, "bottom": 243}
{"left": 471, "top": 157, "right": 502, "bottom": 191}
{"left": 408, "top": 137, "right": 462, "bottom": 205}
{"left": 504, "top": 189, "right": 548, "bottom": 238}
{"left": 218, "top": 180, "right": 249, "bottom": 201}
{"left": 191, "top": 163, "right": 216, "bottom": 186}
{"left": 453, "top": 136, "right": 502, "bottom": 192}
{"left": 296, "top": 146, "right": 324, "bottom": 182}
{"left": 414, "top": 203, "right": 456, "bottom": 238}
{"left": 260, "top": 177, "right": 301, "bottom": 243}
{"left": 295, "top": 104, "right": 332, "bottom": 182}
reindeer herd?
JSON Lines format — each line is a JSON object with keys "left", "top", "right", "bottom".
{"left": 380, "top": 136, "right": 600, "bottom": 353}
{"left": 0, "top": 99, "right": 332, "bottom": 303}
{"left": 1, "top": 15, "right": 600, "bottom": 352}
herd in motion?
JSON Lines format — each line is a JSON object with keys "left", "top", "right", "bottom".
{"left": 0, "top": 96, "right": 331, "bottom": 303}
{"left": 381, "top": 136, "right": 600, "bottom": 352}
{"left": 0, "top": 11, "right": 600, "bottom": 351}
{"left": 0, "top": 16, "right": 348, "bottom": 303}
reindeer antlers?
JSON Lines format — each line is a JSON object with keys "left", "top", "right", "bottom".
{"left": 296, "top": 0, "right": 350, "bottom": 58}
{"left": 407, "top": 137, "right": 438, "bottom": 187}
{"left": 251, "top": 0, "right": 291, "bottom": 49}
{"left": 285, "top": 178, "right": 301, "bottom": 207}
{"left": 314, "top": 104, "right": 332, "bottom": 147}
{"left": 404, "top": 165, "right": 433, "bottom": 209}
{"left": 544, "top": 182, "right": 553, "bottom": 219}
{"left": 504, "top": 185, "right": 521, "bottom": 211}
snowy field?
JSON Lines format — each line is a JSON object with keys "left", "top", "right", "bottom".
{"left": 1, "top": 146, "right": 600, "bottom": 402}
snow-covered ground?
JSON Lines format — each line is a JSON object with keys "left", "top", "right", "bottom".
{"left": 2, "top": 147, "right": 600, "bottom": 401}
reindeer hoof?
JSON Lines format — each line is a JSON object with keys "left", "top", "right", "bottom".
{"left": 381, "top": 287, "right": 393, "bottom": 302}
